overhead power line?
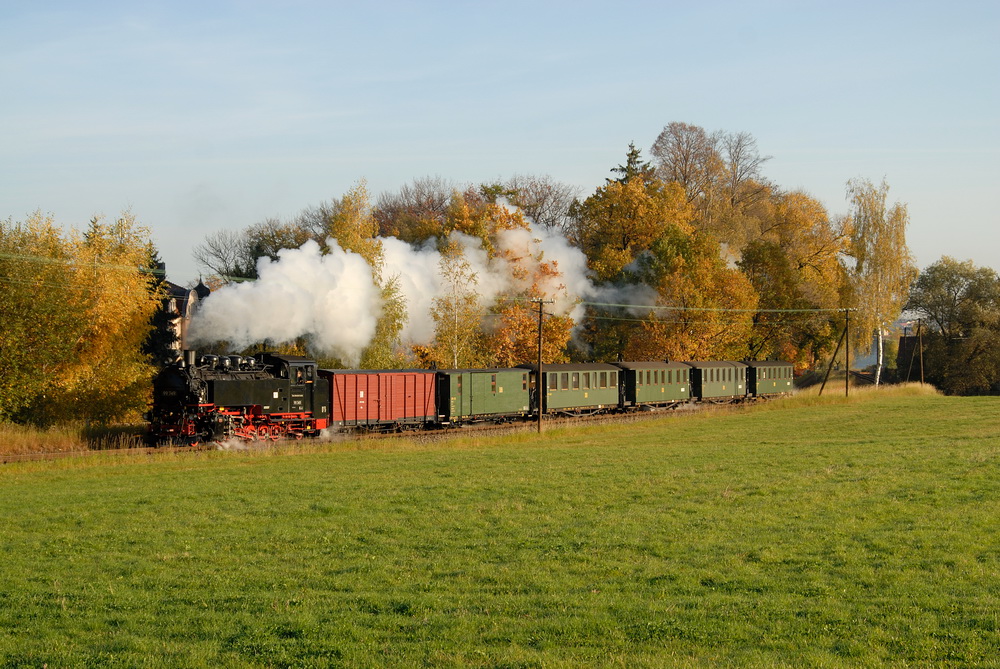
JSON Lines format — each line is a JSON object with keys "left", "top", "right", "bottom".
{"left": 581, "top": 301, "right": 846, "bottom": 313}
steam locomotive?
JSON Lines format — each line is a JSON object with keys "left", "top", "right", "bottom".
{"left": 147, "top": 351, "right": 793, "bottom": 446}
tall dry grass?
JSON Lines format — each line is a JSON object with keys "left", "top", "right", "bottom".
{"left": 0, "top": 423, "right": 146, "bottom": 456}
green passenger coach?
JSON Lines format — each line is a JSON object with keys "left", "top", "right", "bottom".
{"left": 686, "top": 361, "right": 749, "bottom": 402}
{"left": 615, "top": 361, "right": 692, "bottom": 408}
{"left": 436, "top": 369, "right": 532, "bottom": 424}
{"left": 520, "top": 363, "right": 621, "bottom": 415}
{"left": 745, "top": 361, "right": 794, "bottom": 397}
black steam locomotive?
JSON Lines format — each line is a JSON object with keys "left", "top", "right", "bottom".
{"left": 147, "top": 350, "right": 330, "bottom": 445}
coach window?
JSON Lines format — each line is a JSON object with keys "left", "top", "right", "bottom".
{"left": 561, "top": 373, "right": 569, "bottom": 390}
{"left": 599, "top": 372, "right": 607, "bottom": 388}
{"left": 583, "top": 373, "right": 591, "bottom": 390}
{"left": 549, "top": 374, "right": 558, "bottom": 391}
{"left": 522, "top": 373, "right": 528, "bottom": 391}
{"left": 491, "top": 374, "right": 497, "bottom": 393}
{"left": 610, "top": 372, "right": 618, "bottom": 388}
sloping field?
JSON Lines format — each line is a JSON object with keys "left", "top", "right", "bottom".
{"left": 1, "top": 387, "right": 997, "bottom": 667}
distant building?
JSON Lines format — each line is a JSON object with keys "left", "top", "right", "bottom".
{"left": 161, "top": 279, "right": 210, "bottom": 355}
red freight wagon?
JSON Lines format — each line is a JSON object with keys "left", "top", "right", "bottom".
{"left": 318, "top": 369, "right": 437, "bottom": 431}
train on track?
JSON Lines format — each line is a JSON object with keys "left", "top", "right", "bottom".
{"left": 146, "top": 350, "right": 794, "bottom": 446}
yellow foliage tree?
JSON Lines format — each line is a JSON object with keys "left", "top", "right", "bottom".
{"left": 625, "top": 228, "right": 758, "bottom": 361}
{"left": 444, "top": 188, "right": 530, "bottom": 257}
{"left": 0, "top": 211, "right": 161, "bottom": 425}
{"left": 738, "top": 191, "right": 848, "bottom": 366}
{"left": 320, "top": 181, "right": 410, "bottom": 368}
{"left": 844, "top": 178, "right": 917, "bottom": 384}
{"left": 572, "top": 145, "right": 695, "bottom": 282}
{"left": 416, "top": 237, "right": 488, "bottom": 369}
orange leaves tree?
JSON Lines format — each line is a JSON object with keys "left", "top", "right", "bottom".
{"left": 573, "top": 144, "right": 757, "bottom": 362}
{"left": 486, "top": 267, "right": 574, "bottom": 369}
{"left": 625, "top": 227, "right": 758, "bottom": 361}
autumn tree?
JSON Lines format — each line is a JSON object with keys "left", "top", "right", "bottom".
{"left": 0, "top": 212, "right": 161, "bottom": 425}
{"left": 443, "top": 188, "right": 530, "bottom": 256}
{"left": 480, "top": 226, "right": 574, "bottom": 368}
{"left": 373, "top": 176, "right": 454, "bottom": 242}
{"left": 571, "top": 144, "right": 695, "bottom": 281}
{"left": 501, "top": 174, "right": 582, "bottom": 236}
{"left": 738, "top": 191, "right": 847, "bottom": 365}
{"left": 413, "top": 238, "right": 488, "bottom": 369}
{"left": 905, "top": 257, "right": 1000, "bottom": 394}
{"left": 625, "top": 226, "right": 759, "bottom": 361}
{"left": 320, "top": 181, "right": 409, "bottom": 368}
{"left": 0, "top": 213, "right": 85, "bottom": 422}
{"left": 844, "top": 178, "right": 917, "bottom": 385}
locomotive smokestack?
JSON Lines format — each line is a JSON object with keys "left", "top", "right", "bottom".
{"left": 184, "top": 350, "right": 197, "bottom": 368}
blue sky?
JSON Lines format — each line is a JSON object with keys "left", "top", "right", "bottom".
{"left": 3, "top": 0, "right": 998, "bottom": 284}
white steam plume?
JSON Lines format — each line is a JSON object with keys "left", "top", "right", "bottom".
{"left": 188, "top": 239, "right": 381, "bottom": 364}
{"left": 189, "top": 221, "right": 646, "bottom": 360}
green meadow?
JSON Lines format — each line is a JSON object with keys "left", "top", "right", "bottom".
{"left": 1, "top": 386, "right": 998, "bottom": 667}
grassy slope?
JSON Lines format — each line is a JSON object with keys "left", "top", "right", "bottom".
{"left": 0, "top": 387, "right": 998, "bottom": 667}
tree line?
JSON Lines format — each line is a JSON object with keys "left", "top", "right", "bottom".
{"left": 194, "top": 122, "right": 916, "bottom": 382}
{"left": 2, "top": 121, "right": 995, "bottom": 426}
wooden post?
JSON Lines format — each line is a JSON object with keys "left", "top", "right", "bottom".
{"left": 845, "top": 309, "right": 850, "bottom": 397}
{"left": 532, "top": 298, "right": 554, "bottom": 434}
{"left": 918, "top": 318, "right": 925, "bottom": 385}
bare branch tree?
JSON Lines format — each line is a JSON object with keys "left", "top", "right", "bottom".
{"left": 503, "top": 174, "right": 582, "bottom": 235}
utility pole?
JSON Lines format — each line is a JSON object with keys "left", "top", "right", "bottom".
{"left": 918, "top": 318, "right": 925, "bottom": 385}
{"left": 532, "top": 298, "right": 554, "bottom": 434}
{"left": 819, "top": 308, "right": 852, "bottom": 397}
{"left": 845, "top": 309, "right": 850, "bottom": 397}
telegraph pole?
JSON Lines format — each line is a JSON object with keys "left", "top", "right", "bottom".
{"left": 532, "top": 298, "right": 554, "bottom": 434}
{"left": 845, "top": 309, "right": 850, "bottom": 397}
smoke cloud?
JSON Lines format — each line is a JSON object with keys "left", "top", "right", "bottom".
{"left": 189, "top": 222, "right": 652, "bottom": 362}
{"left": 188, "top": 240, "right": 381, "bottom": 364}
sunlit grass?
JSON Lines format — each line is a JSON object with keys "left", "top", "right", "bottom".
{"left": 1, "top": 390, "right": 998, "bottom": 666}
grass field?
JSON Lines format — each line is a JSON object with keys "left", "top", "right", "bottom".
{"left": 1, "top": 386, "right": 998, "bottom": 667}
